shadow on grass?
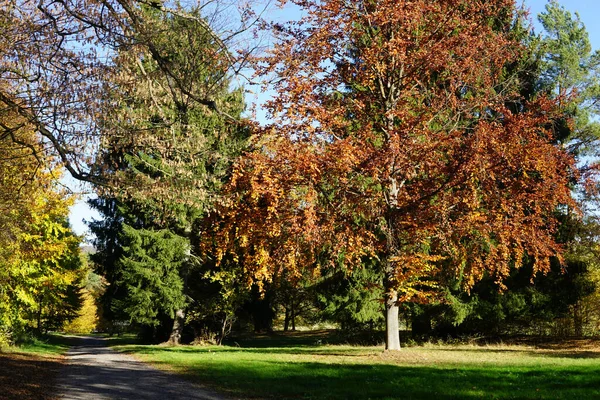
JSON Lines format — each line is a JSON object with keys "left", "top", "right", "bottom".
{"left": 101, "top": 334, "right": 140, "bottom": 347}
{"left": 120, "top": 342, "right": 600, "bottom": 361}
{"left": 224, "top": 330, "right": 389, "bottom": 348}
{"left": 0, "top": 352, "right": 63, "bottom": 400}
{"left": 116, "top": 342, "right": 600, "bottom": 399}
{"left": 134, "top": 351, "right": 600, "bottom": 400}
{"left": 120, "top": 344, "right": 379, "bottom": 359}
{"left": 44, "top": 333, "right": 83, "bottom": 348}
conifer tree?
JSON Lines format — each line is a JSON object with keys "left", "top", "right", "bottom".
{"left": 89, "top": 4, "right": 249, "bottom": 343}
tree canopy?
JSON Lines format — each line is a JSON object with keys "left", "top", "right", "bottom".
{"left": 202, "top": 0, "right": 577, "bottom": 349}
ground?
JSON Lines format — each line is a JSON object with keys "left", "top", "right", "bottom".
{"left": 4, "top": 332, "right": 600, "bottom": 399}
{"left": 116, "top": 332, "right": 600, "bottom": 399}
{"left": 0, "top": 336, "right": 68, "bottom": 400}
{"left": 57, "top": 336, "right": 228, "bottom": 399}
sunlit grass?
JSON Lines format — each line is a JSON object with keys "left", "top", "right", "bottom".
{"left": 116, "top": 337, "right": 600, "bottom": 399}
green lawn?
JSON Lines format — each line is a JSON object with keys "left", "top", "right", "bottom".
{"left": 116, "top": 335, "right": 600, "bottom": 399}
{"left": 13, "top": 333, "right": 73, "bottom": 356}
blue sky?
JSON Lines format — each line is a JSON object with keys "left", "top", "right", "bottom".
{"left": 67, "top": 0, "right": 600, "bottom": 240}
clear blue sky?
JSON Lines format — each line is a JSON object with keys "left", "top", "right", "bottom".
{"left": 67, "top": 0, "right": 600, "bottom": 240}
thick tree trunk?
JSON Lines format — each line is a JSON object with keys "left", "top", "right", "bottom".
{"left": 291, "top": 302, "right": 296, "bottom": 331}
{"left": 385, "top": 290, "right": 401, "bottom": 350}
{"left": 167, "top": 309, "right": 185, "bottom": 345}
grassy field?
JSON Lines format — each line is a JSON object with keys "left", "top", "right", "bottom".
{"left": 116, "top": 332, "right": 600, "bottom": 400}
{"left": 0, "top": 334, "right": 70, "bottom": 400}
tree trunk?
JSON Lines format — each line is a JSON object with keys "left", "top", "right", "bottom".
{"left": 385, "top": 289, "right": 401, "bottom": 350}
{"left": 284, "top": 308, "right": 290, "bottom": 332}
{"left": 217, "top": 313, "right": 233, "bottom": 345}
{"left": 36, "top": 298, "right": 43, "bottom": 334}
{"left": 573, "top": 302, "right": 583, "bottom": 337}
{"left": 291, "top": 301, "right": 296, "bottom": 331}
{"left": 167, "top": 309, "right": 185, "bottom": 345}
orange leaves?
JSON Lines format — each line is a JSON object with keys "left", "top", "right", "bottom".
{"left": 204, "top": 0, "right": 576, "bottom": 302}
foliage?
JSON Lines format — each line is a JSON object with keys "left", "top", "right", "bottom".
{"left": 537, "top": 0, "right": 600, "bottom": 159}
{"left": 0, "top": 114, "right": 84, "bottom": 343}
{"left": 202, "top": 0, "right": 576, "bottom": 349}
{"left": 0, "top": 0, "right": 259, "bottom": 192}
{"left": 63, "top": 263, "right": 105, "bottom": 335}
{"left": 315, "top": 260, "right": 384, "bottom": 331}
{"left": 115, "top": 226, "right": 188, "bottom": 327}
{"left": 87, "top": 4, "right": 251, "bottom": 343}
{"left": 406, "top": 1, "right": 600, "bottom": 339}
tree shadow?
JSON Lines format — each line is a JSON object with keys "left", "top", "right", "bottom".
{"left": 0, "top": 352, "right": 63, "bottom": 400}
{"left": 119, "top": 344, "right": 379, "bottom": 358}
{"left": 143, "top": 355, "right": 600, "bottom": 399}
{"left": 120, "top": 341, "right": 600, "bottom": 361}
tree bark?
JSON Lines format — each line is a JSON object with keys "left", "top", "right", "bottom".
{"left": 573, "top": 302, "right": 583, "bottom": 337}
{"left": 284, "top": 308, "right": 290, "bottom": 332}
{"left": 36, "top": 297, "right": 44, "bottom": 334}
{"left": 385, "top": 289, "right": 401, "bottom": 350}
{"left": 167, "top": 309, "right": 185, "bottom": 345}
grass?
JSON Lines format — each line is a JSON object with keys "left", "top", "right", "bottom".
{"left": 116, "top": 333, "right": 600, "bottom": 399}
{"left": 14, "top": 333, "right": 73, "bottom": 356}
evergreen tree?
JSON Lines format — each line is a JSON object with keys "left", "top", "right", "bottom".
{"left": 89, "top": 4, "right": 249, "bottom": 343}
{"left": 115, "top": 226, "right": 187, "bottom": 330}
{"left": 315, "top": 260, "right": 384, "bottom": 332}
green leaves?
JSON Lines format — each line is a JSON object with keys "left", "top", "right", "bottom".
{"left": 116, "top": 226, "right": 188, "bottom": 326}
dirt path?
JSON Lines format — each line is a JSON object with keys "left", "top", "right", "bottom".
{"left": 57, "top": 336, "right": 228, "bottom": 400}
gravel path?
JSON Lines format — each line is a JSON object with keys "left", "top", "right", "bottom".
{"left": 57, "top": 336, "right": 228, "bottom": 400}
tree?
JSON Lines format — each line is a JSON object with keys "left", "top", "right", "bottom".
{"left": 0, "top": 0, "right": 261, "bottom": 195}
{"left": 405, "top": 1, "right": 600, "bottom": 340}
{"left": 0, "top": 108, "right": 86, "bottom": 343}
{"left": 115, "top": 226, "right": 187, "bottom": 329}
{"left": 537, "top": 0, "right": 600, "bottom": 157}
{"left": 203, "top": 0, "right": 576, "bottom": 350}
{"left": 88, "top": 4, "right": 251, "bottom": 343}
{"left": 315, "top": 260, "right": 384, "bottom": 332}
{"left": 63, "top": 260, "right": 105, "bottom": 335}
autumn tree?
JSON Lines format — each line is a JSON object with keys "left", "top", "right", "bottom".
{"left": 0, "top": 113, "right": 84, "bottom": 343}
{"left": 0, "top": 0, "right": 261, "bottom": 197}
{"left": 203, "top": 0, "right": 576, "bottom": 350}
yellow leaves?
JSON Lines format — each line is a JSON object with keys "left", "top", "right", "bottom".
{"left": 0, "top": 110, "right": 84, "bottom": 335}
{"left": 63, "top": 290, "right": 99, "bottom": 334}
{"left": 389, "top": 252, "right": 444, "bottom": 304}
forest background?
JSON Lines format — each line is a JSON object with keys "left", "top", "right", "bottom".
{"left": 3, "top": 0, "right": 600, "bottom": 352}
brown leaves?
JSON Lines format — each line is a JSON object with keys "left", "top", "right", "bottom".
{"left": 202, "top": 0, "right": 576, "bottom": 300}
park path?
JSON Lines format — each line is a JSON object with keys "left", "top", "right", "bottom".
{"left": 57, "top": 336, "right": 228, "bottom": 400}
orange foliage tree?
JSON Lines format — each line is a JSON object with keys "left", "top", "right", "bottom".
{"left": 201, "top": 0, "right": 576, "bottom": 349}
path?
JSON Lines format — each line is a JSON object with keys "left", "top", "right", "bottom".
{"left": 57, "top": 336, "right": 228, "bottom": 400}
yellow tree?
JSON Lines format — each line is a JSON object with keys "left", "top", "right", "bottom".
{"left": 0, "top": 111, "right": 83, "bottom": 340}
